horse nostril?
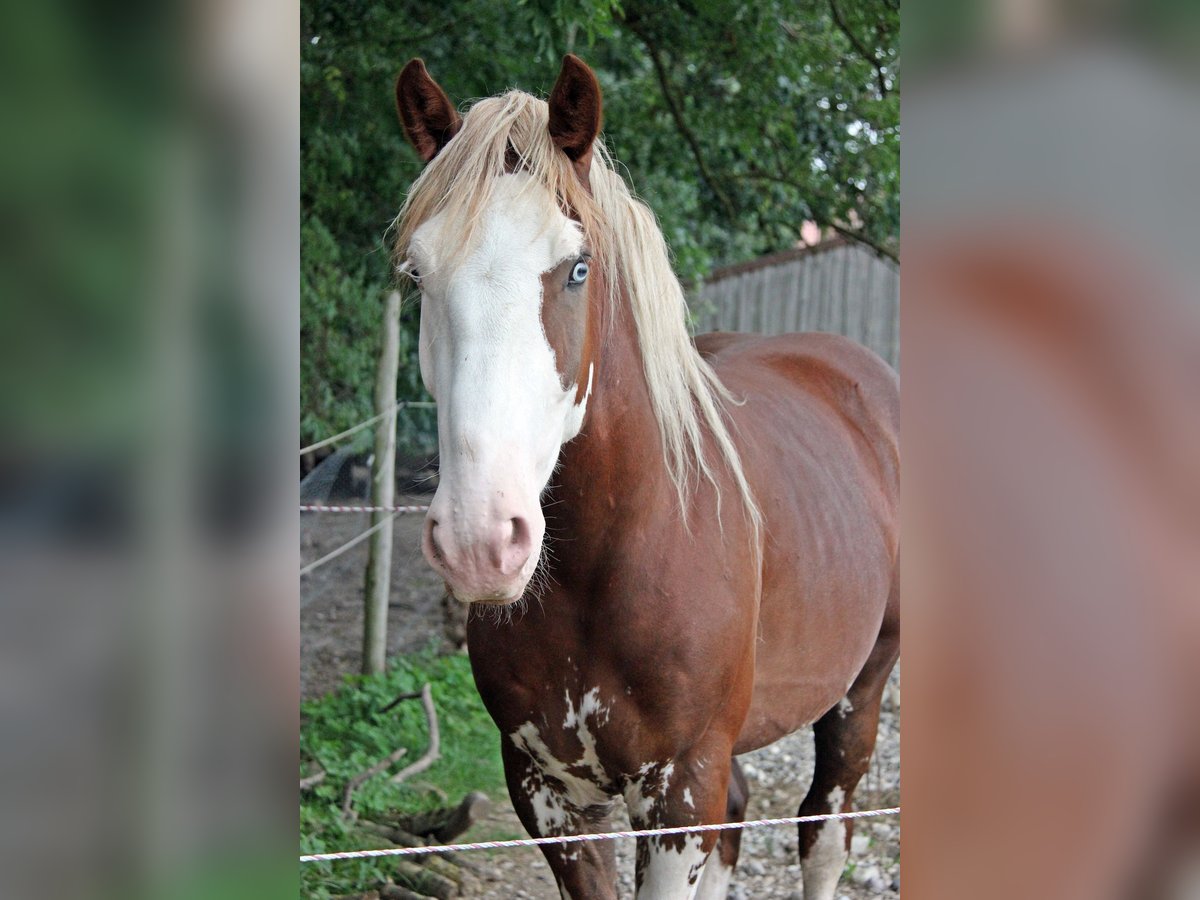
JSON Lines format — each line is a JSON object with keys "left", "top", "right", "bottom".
{"left": 491, "top": 516, "right": 533, "bottom": 576}
{"left": 509, "top": 517, "right": 532, "bottom": 553}
{"left": 423, "top": 516, "right": 445, "bottom": 566}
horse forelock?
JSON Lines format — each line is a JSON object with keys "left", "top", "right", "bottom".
{"left": 393, "top": 89, "right": 761, "bottom": 541}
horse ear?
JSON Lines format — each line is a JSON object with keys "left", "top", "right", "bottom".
{"left": 395, "top": 59, "right": 462, "bottom": 163}
{"left": 548, "top": 54, "right": 602, "bottom": 177}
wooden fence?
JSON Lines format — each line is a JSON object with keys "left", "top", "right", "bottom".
{"left": 689, "top": 237, "right": 900, "bottom": 368}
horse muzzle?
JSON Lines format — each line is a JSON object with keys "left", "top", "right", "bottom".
{"left": 421, "top": 501, "right": 540, "bottom": 604}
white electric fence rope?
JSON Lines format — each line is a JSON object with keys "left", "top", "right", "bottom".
{"left": 299, "top": 407, "right": 394, "bottom": 457}
{"left": 299, "top": 401, "right": 438, "bottom": 457}
{"left": 299, "top": 513, "right": 400, "bottom": 577}
{"left": 301, "top": 504, "right": 430, "bottom": 514}
{"left": 300, "top": 806, "right": 900, "bottom": 863}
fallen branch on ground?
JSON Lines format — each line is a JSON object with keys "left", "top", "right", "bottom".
{"left": 381, "top": 689, "right": 425, "bottom": 714}
{"left": 379, "top": 884, "right": 430, "bottom": 900}
{"left": 389, "top": 683, "right": 440, "bottom": 785}
{"left": 342, "top": 747, "right": 408, "bottom": 822}
{"left": 394, "top": 791, "right": 490, "bottom": 844}
{"left": 393, "top": 861, "right": 456, "bottom": 899}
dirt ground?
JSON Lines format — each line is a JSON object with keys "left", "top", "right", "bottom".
{"left": 301, "top": 495, "right": 450, "bottom": 698}
{"left": 301, "top": 500, "right": 900, "bottom": 898}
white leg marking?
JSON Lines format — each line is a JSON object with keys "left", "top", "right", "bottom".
{"left": 801, "top": 786, "right": 848, "bottom": 900}
{"left": 694, "top": 853, "right": 733, "bottom": 900}
{"left": 637, "top": 834, "right": 709, "bottom": 900}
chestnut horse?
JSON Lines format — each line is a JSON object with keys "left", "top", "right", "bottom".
{"left": 392, "top": 55, "right": 899, "bottom": 900}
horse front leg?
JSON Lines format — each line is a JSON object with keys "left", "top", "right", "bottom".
{"left": 626, "top": 748, "right": 731, "bottom": 900}
{"left": 501, "top": 740, "right": 619, "bottom": 900}
{"left": 695, "top": 757, "right": 749, "bottom": 900}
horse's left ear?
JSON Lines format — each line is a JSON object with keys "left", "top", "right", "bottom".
{"left": 548, "top": 54, "right": 602, "bottom": 179}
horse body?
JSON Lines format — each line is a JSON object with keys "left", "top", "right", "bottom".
{"left": 467, "top": 318, "right": 899, "bottom": 899}
{"left": 393, "top": 54, "right": 898, "bottom": 900}
{"left": 702, "top": 331, "right": 899, "bottom": 754}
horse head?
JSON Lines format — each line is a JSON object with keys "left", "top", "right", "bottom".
{"left": 394, "top": 56, "right": 606, "bottom": 604}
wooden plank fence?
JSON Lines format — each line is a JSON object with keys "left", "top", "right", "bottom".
{"left": 689, "top": 237, "right": 900, "bottom": 368}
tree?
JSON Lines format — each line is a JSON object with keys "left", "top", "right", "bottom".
{"left": 301, "top": 0, "right": 899, "bottom": 450}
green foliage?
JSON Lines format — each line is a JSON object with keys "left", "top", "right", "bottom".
{"left": 301, "top": 0, "right": 899, "bottom": 449}
{"left": 300, "top": 649, "right": 508, "bottom": 898}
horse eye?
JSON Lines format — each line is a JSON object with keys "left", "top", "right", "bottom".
{"left": 568, "top": 260, "right": 589, "bottom": 286}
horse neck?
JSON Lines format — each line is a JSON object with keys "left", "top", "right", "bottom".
{"left": 548, "top": 282, "right": 671, "bottom": 557}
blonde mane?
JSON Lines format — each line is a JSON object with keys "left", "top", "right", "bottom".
{"left": 394, "top": 90, "right": 760, "bottom": 536}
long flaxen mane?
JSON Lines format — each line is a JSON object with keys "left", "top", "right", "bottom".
{"left": 393, "top": 90, "right": 761, "bottom": 537}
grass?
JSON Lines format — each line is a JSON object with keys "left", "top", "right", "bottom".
{"left": 300, "top": 647, "right": 510, "bottom": 899}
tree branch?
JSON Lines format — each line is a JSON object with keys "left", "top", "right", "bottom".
{"left": 828, "top": 0, "right": 891, "bottom": 98}
{"left": 831, "top": 223, "right": 898, "bottom": 264}
{"left": 300, "top": 766, "right": 327, "bottom": 791}
{"left": 731, "top": 169, "right": 898, "bottom": 264}
{"left": 625, "top": 20, "right": 739, "bottom": 223}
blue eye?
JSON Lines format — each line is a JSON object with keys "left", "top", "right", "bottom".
{"left": 568, "top": 259, "right": 589, "bottom": 286}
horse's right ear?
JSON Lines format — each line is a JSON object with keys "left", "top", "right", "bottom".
{"left": 395, "top": 59, "right": 462, "bottom": 163}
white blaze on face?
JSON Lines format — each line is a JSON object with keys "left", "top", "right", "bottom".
{"left": 411, "top": 173, "right": 591, "bottom": 602}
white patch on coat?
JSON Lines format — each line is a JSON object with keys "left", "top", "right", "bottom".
{"left": 511, "top": 721, "right": 610, "bottom": 835}
{"left": 694, "top": 853, "right": 733, "bottom": 900}
{"left": 564, "top": 686, "right": 611, "bottom": 731}
{"left": 682, "top": 787, "right": 695, "bottom": 809}
{"left": 522, "top": 774, "right": 571, "bottom": 834}
{"left": 562, "top": 363, "right": 595, "bottom": 439}
{"left": 837, "top": 696, "right": 854, "bottom": 717}
{"left": 624, "top": 760, "right": 675, "bottom": 823}
{"left": 509, "top": 687, "right": 614, "bottom": 835}
{"left": 637, "top": 833, "right": 709, "bottom": 900}
{"left": 800, "top": 786, "right": 848, "bottom": 900}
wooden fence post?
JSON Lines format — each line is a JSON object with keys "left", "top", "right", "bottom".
{"left": 362, "top": 290, "right": 401, "bottom": 674}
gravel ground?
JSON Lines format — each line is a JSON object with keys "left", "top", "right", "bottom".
{"left": 302, "top": 504, "right": 900, "bottom": 898}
